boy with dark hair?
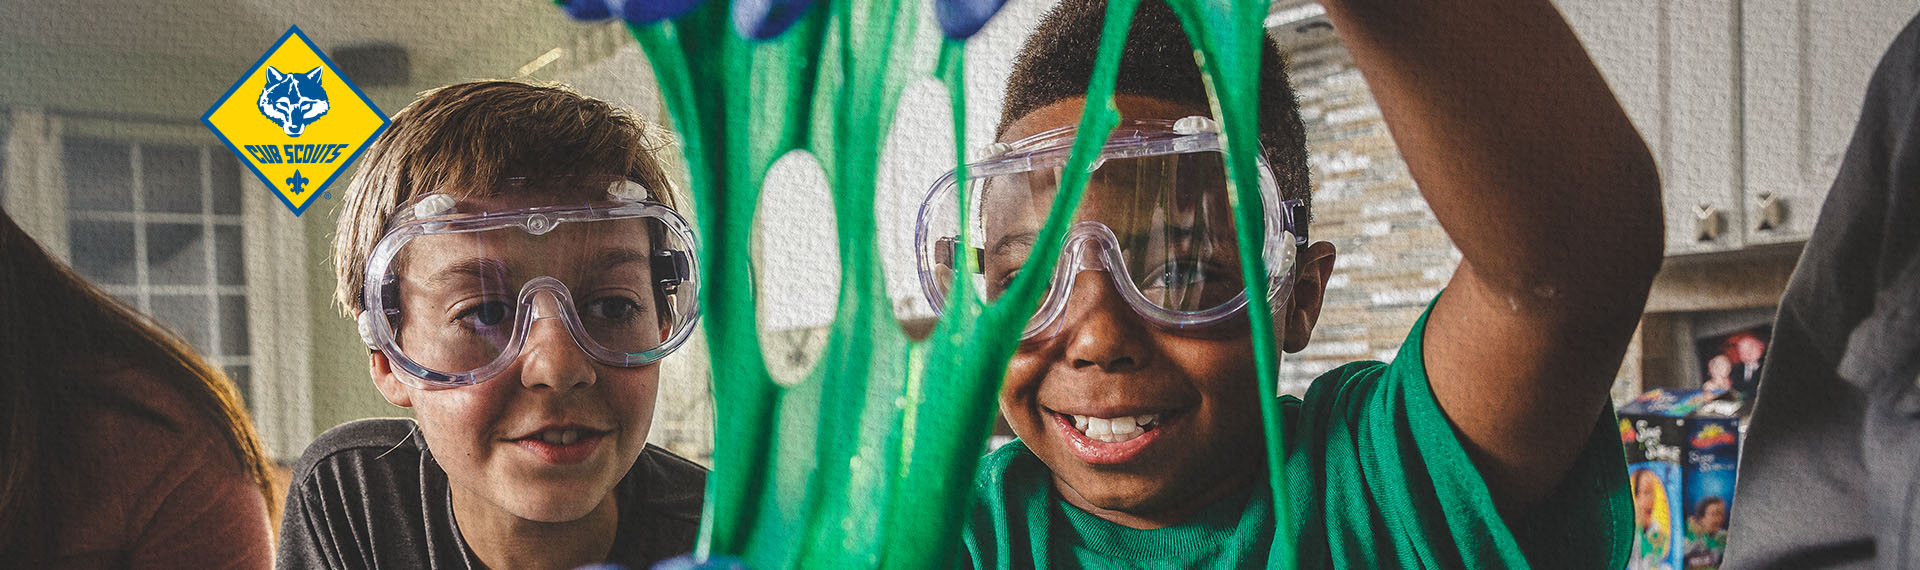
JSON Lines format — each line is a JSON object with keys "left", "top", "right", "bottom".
{"left": 279, "top": 80, "right": 708, "bottom": 569}
{"left": 925, "top": 0, "right": 1661, "bottom": 567}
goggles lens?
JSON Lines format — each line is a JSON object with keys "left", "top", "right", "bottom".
{"left": 977, "top": 152, "right": 1247, "bottom": 307}
{"left": 386, "top": 217, "right": 694, "bottom": 373}
{"left": 362, "top": 189, "right": 700, "bottom": 387}
{"left": 915, "top": 119, "right": 1303, "bottom": 339}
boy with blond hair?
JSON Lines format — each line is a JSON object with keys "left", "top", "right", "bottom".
{"left": 280, "top": 81, "right": 707, "bottom": 569}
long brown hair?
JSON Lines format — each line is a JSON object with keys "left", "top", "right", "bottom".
{"left": 0, "top": 207, "right": 275, "bottom": 561}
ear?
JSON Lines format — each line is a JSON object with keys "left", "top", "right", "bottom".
{"left": 369, "top": 350, "right": 416, "bottom": 407}
{"left": 266, "top": 67, "right": 285, "bottom": 82}
{"left": 358, "top": 311, "right": 414, "bottom": 407}
{"left": 1282, "top": 241, "right": 1338, "bottom": 353}
{"left": 304, "top": 67, "right": 323, "bottom": 83}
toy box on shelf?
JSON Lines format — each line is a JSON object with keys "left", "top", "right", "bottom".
{"left": 1619, "top": 388, "right": 1740, "bottom": 570}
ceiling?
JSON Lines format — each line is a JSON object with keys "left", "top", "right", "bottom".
{"left": 0, "top": 0, "right": 587, "bottom": 120}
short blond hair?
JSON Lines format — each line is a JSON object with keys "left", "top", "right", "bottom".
{"left": 332, "top": 80, "right": 680, "bottom": 316}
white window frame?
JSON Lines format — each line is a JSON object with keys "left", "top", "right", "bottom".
{"left": 1, "top": 107, "right": 313, "bottom": 461}
{"left": 0, "top": 112, "right": 10, "bottom": 204}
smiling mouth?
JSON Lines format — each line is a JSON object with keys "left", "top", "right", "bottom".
{"left": 1063, "top": 412, "right": 1163, "bottom": 443}
{"left": 1047, "top": 408, "right": 1179, "bottom": 465}
{"left": 510, "top": 428, "right": 613, "bottom": 464}
{"left": 530, "top": 429, "right": 590, "bottom": 445}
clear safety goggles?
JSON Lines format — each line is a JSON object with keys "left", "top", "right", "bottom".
{"left": 356, "top": 177, "right": 701, "bottom": 388}
{"left": 914, "top": 116, "right": 1307, "bottom": 341}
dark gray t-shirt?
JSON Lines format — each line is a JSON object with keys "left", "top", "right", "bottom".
{"left": 276, "top": 418, "right": 706, "bottom": 569}
{"left": 1724, "top": 12, "right": 1920, "bottom": 570}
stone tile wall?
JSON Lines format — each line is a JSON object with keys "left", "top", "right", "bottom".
{"left": 1278, "top": 37, "right": 1456, "bottom": 394}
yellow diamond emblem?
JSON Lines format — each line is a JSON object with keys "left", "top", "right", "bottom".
{"left": 203, "top": 26, "right": 387, "bottom": 216}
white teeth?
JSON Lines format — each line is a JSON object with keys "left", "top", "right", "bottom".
{"left": 1066, "top": 413, "right": 1162, "bottom": 443}
{"left": 538, "top": 430, "right": 581, "bottom": 445}
{"left": 1087, "top": 417, "right": 1112, "bottom": 437}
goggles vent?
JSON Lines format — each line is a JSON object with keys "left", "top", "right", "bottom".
{"left": 975, "top": 142, "right": 1013, "bottom": 161}
{"left": 609, "top": 180, "right": 650, "bottom": 202}
{"left": 414, "top": 194, "right": 458, "bottom": 219}
{"left": 524, "top": 213, "right": 555, "bottom": 235}
{"left": 1173, "top": 116, "right": 1217, "bottom": 135}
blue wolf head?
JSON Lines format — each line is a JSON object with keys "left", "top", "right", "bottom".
{"left": 257, "top": 67, "right": 330, "bottom": 137}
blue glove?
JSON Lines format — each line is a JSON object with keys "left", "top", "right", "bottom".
{"left": 619, "top": 0, "right": 708, "bottom": 25}
{"left": 934, "top": 0, "right": 1010, "bottom": 39}
{"left": 732, "top": 0, "right": 815, "bottom": 40}
{"left": 556, "top": 0, "right": 615, "bottom": 21}
{"left": 556, "top": 0, "right": 708, "bottom": 25}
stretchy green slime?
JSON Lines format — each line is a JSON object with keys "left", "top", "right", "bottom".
{"left": 599, "top": 0, "right": 1295, "bottom": 566}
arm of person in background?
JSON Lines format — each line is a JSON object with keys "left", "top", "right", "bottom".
{"left": 1724, "top": 12, "right": 1920, "bottom": 567}
{"left": 1318, "top": 0, "right": 1664, "bottom": 516}
{"left": 129, "top": 444, "right": 274, "bottom": 570}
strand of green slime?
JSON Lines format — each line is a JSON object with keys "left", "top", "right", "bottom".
{"left": 1155, "top": 1, "right": 1300, "bottom": 567}
{"left": 621, "top": 0, "right": 1293, "bottom": 567}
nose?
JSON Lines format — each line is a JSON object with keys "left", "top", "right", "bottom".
{"left": 518, "top": 290, "right": 597, "bottom": 391}
{"left": 1056, "top": 269, "right": 1151, "bottom": 373}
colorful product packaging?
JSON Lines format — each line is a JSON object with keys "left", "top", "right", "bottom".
{"left": 1619, "top": 388, "right": 1741, "bottom": 570}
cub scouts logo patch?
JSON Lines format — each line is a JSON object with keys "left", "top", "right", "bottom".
{"left": 204, "top": 26, "right": 386, "bottom": 216}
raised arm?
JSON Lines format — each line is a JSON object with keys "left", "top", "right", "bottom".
{"left": 1318, "top": 0, "right": 1664, "bottom": 514}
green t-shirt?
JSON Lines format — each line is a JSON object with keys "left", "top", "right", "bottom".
{"left": 963, "top": 304, "right": 1631, "bottom": 569}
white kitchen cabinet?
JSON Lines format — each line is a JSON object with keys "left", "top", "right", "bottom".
{"left": 1559, "top": 0, "right": 1748, "bottom": 255}
{"left": 1556, "top": 0, "right": 1917, "bottom": 255}
{"left": 1742, "top": 0, "right": 1918, "bottom": 245}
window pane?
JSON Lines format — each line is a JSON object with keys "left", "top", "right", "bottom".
{"left": 66, "top": 139, "right": 132, "bottom": 211}
{"left": 216, "top": 225, "right": 245, "bottom": 285}
{"left": 220, "top": 295, "right": 249, "bottom": 357}
{"left": 150, "top": 295, "right": 210, "bottom": 353}
{"left": 144, "top": 145, "right": 203, "bottom": 213}
{"left": 212, "top": 152, "right": 242, "bottom": 215}
{"left": 111, "top": 292, "right": 140, "bottom": 309}
{"left": 68, "top": 220, "right": 136, "bottom": 284}
{"left": 147, "top": 223, "right": 207, "bottom": 286}
{"left": 225, "top": 365, "right": 250, "bottom": 405}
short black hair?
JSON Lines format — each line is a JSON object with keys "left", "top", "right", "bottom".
{"left": 1000, "top": 0, "right": 1311, "bottom": 207}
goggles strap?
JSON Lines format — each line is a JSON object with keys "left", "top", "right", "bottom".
{"left": 1284, "top": 200, "right": 1310, "bottom": 244}
{"left": 653, "top": 250, "right": 693, "bottom": 295}
{"left": 934, "top": 237, "right": 983, "bottom": 274}
{"left": 379, "top": 273, "right": 403, "bottom": 329}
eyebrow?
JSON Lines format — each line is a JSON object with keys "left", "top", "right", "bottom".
{"left": 428, "top": 257, "right": 510, "bottom": 286}
{"left": 988, "top": 225, "right": 1210, "bottom": 258}
{"left": 590, "top": 248, "right": 653, "bottom": 273}
{"left": 990, "top": 232, "right": 1037, "bottom": 257}
{"left": 426, "top": 248, "right": 654, "bottom": 283}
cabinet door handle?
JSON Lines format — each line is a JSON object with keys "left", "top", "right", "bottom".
{"left": 1755, "top": 192, "right": 1787, "bottom": 231}
{"left": 1695, "top": 204, "right": 1724, "bottom": 242}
